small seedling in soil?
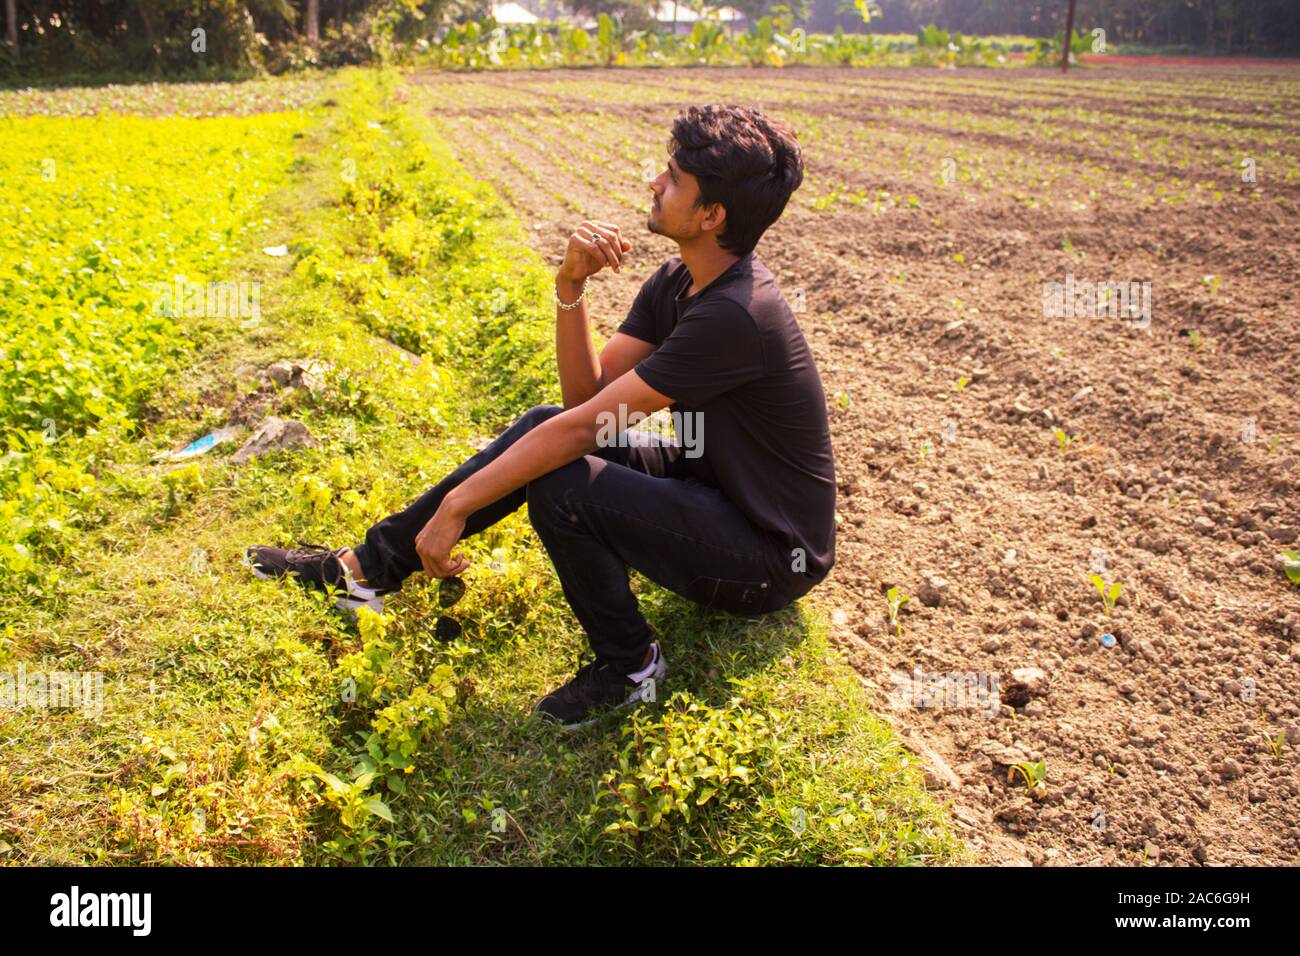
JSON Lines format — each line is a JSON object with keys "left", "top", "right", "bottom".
{"left": 1089, "top": 574, "right": 1122, "bottom": 615}
{"left": 954, "top": 375, "right": 968, "bottom": 391}
{"left": 1201, "top": 274, "right": 1221, "bottom": 295}
{"left": 1278, "top": 549, "right": 1300, "bottom": 585}
{"left": 1053, "top": 427, "right": 1081, "bottom": 452}
{"left": 1262, "top": 731, "right": 1288, "bottom": 761}
{"left": 1008, "top": 760, "right": 1047, "bottom": 792}
{"left": 885, "top": 586, "right": 910, "bottom": 637}
{"left": 834, "top": 391, "right": 851, "bottom": 411}
{"left": 1188, "top": 330, "right": 1206, "bottom": 352}
{"left": 917, "top": 440, "right": 933, "bottom": 462}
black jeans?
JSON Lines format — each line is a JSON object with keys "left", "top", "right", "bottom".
{"left": 351, "top": 404, "right": 819, "bottom": 676}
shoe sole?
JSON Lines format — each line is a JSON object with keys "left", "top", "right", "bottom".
{"left": 547, "top": 648, "right": 669, "bottom": 732}
{"left": 334, "top": 594, "right": 386, "bottom": 614}
{"left": 243, "top": 548, "right": 385, "bottom": 615}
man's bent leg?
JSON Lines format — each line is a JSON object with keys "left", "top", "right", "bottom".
{"left": 351, "top": 404, "right": 568, "bottom": 592}
{"left": 526, "top": 454, "right": 794, "bottom": 677}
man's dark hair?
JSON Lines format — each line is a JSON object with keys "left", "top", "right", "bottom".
{"left": 668, "top": 104, "right": 804, "bottom": 257}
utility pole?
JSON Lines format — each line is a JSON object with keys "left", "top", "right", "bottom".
{"left": 5, "top": 0, "right": 17, "bottom": 58}
{"left": 1061, "top": 0, "right": 1077, "bottom": 72}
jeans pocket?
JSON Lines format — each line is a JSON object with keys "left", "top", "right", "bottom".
{"left": 689, "top": 576, "right": 770, "bottom": 615}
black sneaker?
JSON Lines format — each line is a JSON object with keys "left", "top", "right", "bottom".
{"left": 533, "top": 642, "right": 666, "bottom": 730}
{"left": 243, "top": 542, "right": 388, "bottom": 613}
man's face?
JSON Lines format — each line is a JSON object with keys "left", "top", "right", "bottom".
{"left": 647, "top": 155, "right": 724, "bottom": 245}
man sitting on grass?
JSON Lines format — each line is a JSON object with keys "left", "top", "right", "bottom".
{"left": 246, "top": 104, "right": 836, "bottom": 729}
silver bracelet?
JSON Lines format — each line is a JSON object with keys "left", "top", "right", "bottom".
{"left": 555, "top": 275, "right": 588, "bottom": 311}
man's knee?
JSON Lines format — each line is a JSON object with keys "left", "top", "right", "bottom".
{"left": 526, "top": 456, "right": 596, "bottom": 525}
{"left": 521, "top": 403, "right": 565, "bottom": 429}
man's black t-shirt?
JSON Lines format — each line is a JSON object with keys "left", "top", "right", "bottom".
{"left": 617, "top": 251, "right": 836, "bottom": 586}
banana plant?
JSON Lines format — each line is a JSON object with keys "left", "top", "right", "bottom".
{"left": 596, "top": 13, "right": 621, "bottom": 67}
{"left": 738, "top": 16, "right": 782, "bottom": 67}
{"left": 560, "top": 25, "right": 589, "bottom": 66}
{"left": 687, "top": 19, "right": 725, "bottom": 64}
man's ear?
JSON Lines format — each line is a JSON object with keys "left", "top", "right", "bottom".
{"left": 701, "top": 201, "right": 726, "bottom": 235}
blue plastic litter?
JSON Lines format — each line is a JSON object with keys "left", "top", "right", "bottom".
{"left": 178, "top": 433, "right": 218, "bottom": 456}
{"left": 1100, "top": 632, "right": 1117, "bottom": 648}
{"left": 157, "top": 427, "right": 240, "bottom": 462}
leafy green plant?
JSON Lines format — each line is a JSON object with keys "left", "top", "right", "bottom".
{"left": 1278, "top": 549, "right": 1300, "bottom": 585}
{"left": 842, "top": 0, "right": 881, "bottom": 26}
{"left": 1008, "top": 759, "right": 1047, "bottom": 792}
{"left": 162, "top": 462, "right": 207, "bottom": 509}
{"left": 1031, "top": 29, "right": 1090, "bottom": 65}
{"left": 1053, "top": 427, "right": 1081, "bottom": 452}
{"left": 1089, "top": 574, "right": 1123, "bottom": 615}
{"left": 368, "top": 668, "right": 458, "bottom": 771}
{"left": 595, "top": 13, "right": 621, "bottom": 67}
{"left": 597, "top": 692, "right": 778, "bottom": 838}
{"left": 297, "top": 605, "right": 461, "bottom": 856}
{"left": 1262, "top": 731, "right": 1287, "bottom": 761}
{"left": 686, "top": 19, "right": 726, "bottom": 65}
{"left": 820, "top": 23, "right": 879, "bottom": 64}
{"left": 737, "top": 16, "right": 785, "bottom": 68}
{"left": 562, "top": 25, "right": 590, "bottom": 65}
{"left": 309, "top": 765, "right": 394, "bottom": 829}
{"left": 334, "top": 606, "right": 398, "bottom": 704}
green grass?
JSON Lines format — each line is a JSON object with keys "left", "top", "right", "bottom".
{"left": 0, "top": 68, "right": 967, "bottom": 866}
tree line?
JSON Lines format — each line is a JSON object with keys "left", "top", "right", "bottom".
{"left": 2, "top": 0, "right": 1295, "bottom": 78}
{"left": 812, "top": 0, "right": 1300, "bottom": 54}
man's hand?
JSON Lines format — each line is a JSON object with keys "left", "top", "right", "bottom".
{"left": 559, "top": 220, "right": 631, "bottom": 286}
{"left": 414, "top": 499, "right": 470, "bottom": 578}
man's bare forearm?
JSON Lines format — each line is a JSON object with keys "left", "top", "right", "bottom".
{"left": 553, "top": 221, "right": 629, "bottom": 408}
{"left": 555, "top": 273, "right": 603, "bottom": 409}
{"left": 443, "top": 410, "right": 594, "bottom": 519}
